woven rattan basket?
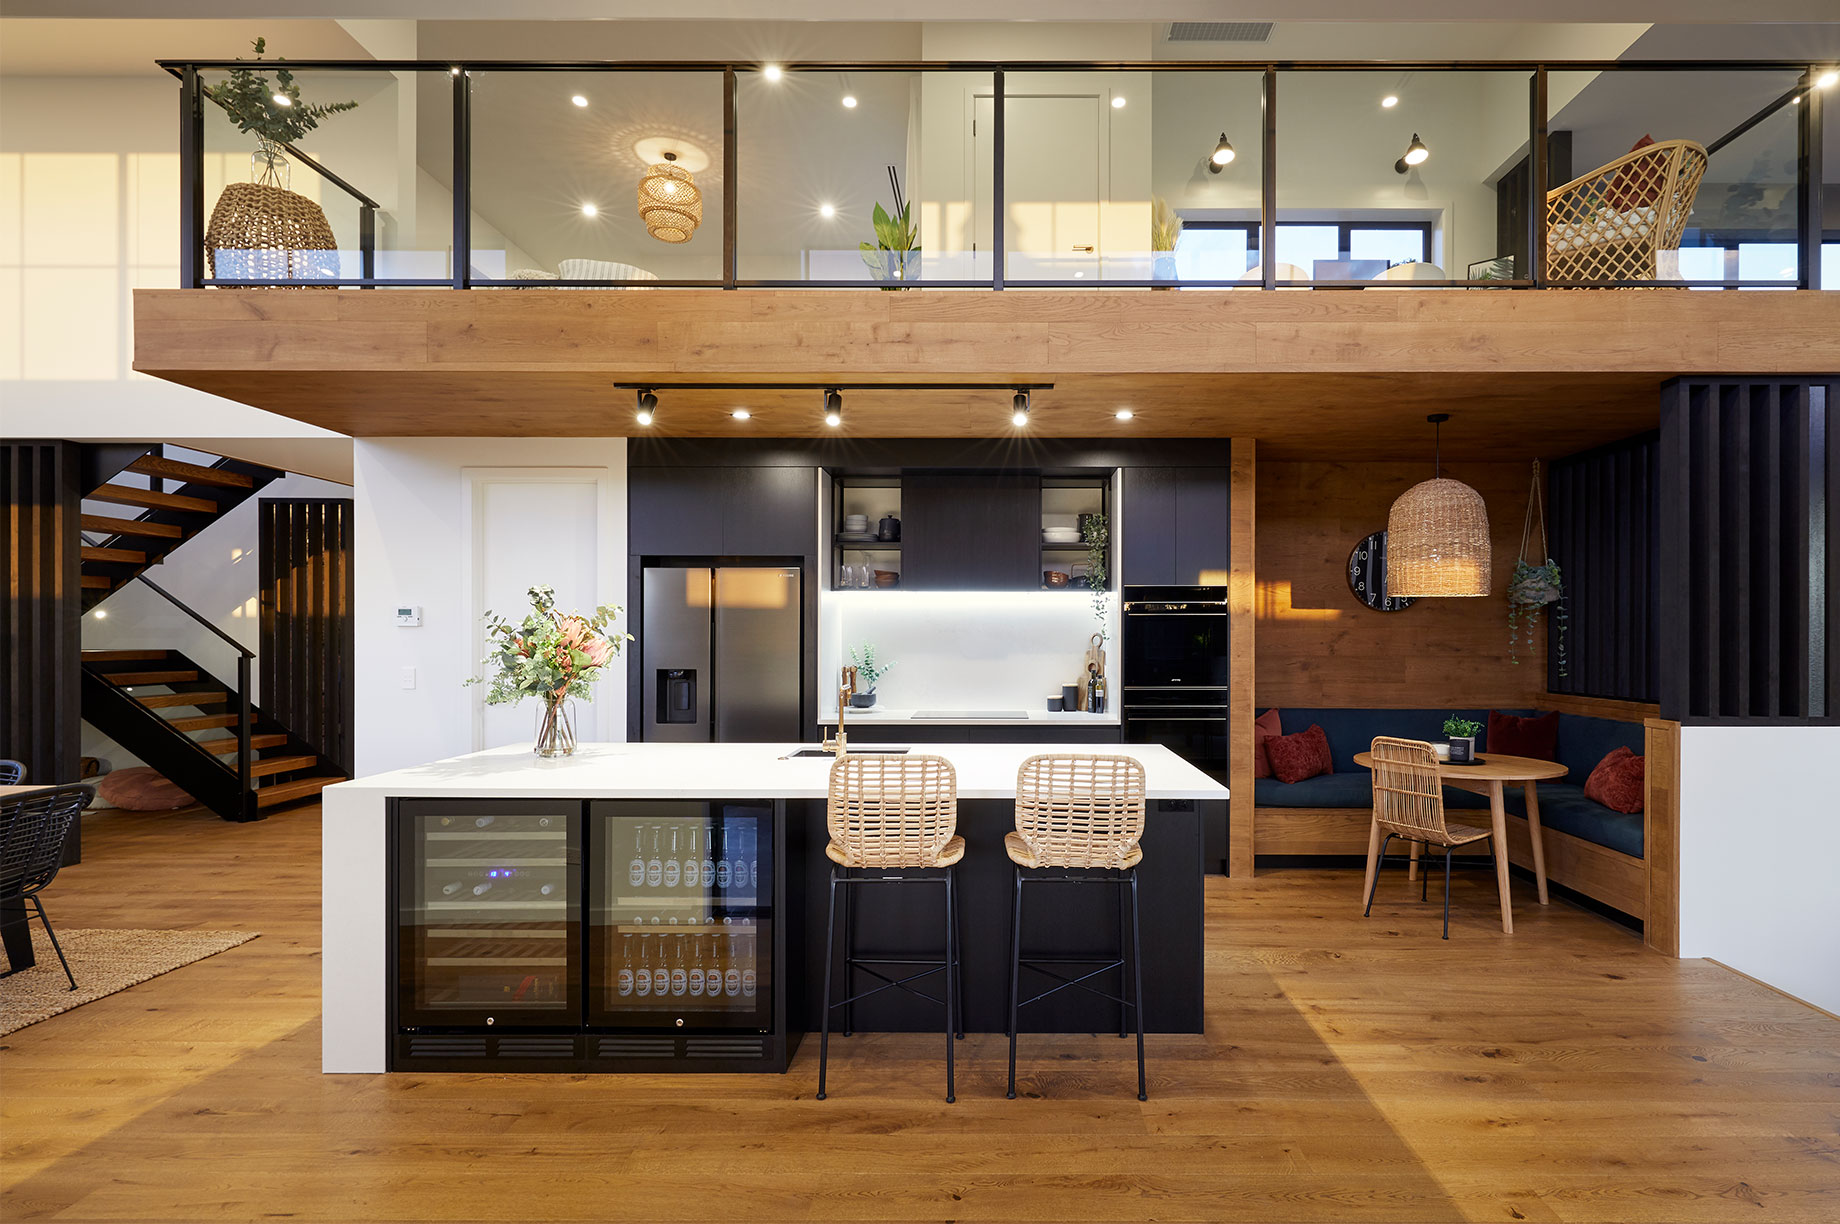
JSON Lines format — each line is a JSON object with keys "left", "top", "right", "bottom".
{"left": 205, "top": 182, "right": 339, "bottom": 283}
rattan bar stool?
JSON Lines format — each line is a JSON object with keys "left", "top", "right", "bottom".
{"left": 1362, "top": 736, "right": 1497, "bottom": 939}
{"left": 817, "top": 753, "right": 965, "bottom": 1103}
{"left": 1005, "top": 753, "right": 1149, "bottom": 1102}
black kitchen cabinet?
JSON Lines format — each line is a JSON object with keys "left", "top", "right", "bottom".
{"left": 631, "top": 466, "right": 816, "bottom": 557}
{"left": 900, "top": 469, "right": 1041, "bottom": 590}
{"left": 1121, "top": 467, "right": 1230, "bottom": 586}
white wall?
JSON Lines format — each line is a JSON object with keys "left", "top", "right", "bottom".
{"left": 352, "top": 438, "right": 628, "bottom": 777}
{"left": 1678, "top": 725, "right": 1840, "bottom": 1016}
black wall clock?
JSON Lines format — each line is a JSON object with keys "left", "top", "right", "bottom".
{"left": 1347, "top": 530, "right": 1417, "bottom": 612}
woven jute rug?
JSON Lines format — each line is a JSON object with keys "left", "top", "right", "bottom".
{"left": 0, "top": 927, "right": 259, "bottom": 1036}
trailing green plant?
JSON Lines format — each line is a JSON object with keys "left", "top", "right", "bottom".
{"left": 1082, "top": 512, "right": 1111, "bottom": 637}
{"left": 1509, "top": 558, "right": 1567, "bottom": 678}
{"left": 467, "top": 585, "right": 631, "bottom": 707}
{"left": 860, "top": 165, "right": 919, "bottom": 286}
{"left": 1443, "top": 716, "right": 1482, "bottom": 740}
{"left": 849, "top": 643, "right": 893, "bottom": 692}
{"left": 205, "top": 38, "right": 359, "bottom": 147}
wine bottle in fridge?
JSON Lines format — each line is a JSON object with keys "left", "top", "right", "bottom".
{"left": 701, "top": 823, "right": 716, "bottom": 892}
{"left": 670, "top": 940, "right": 688, "bottom": 997}
{"left": 616, "top": 934, "right": 635, "bottom": 998}
{"left": 627, "top": 826, "right": 645, "bottom": 889}
{"left": 741, "top": 934, "right": 757, "bottom": 998}
{"left": 688, "top": 935, "right": 705, "bottom": 998}
{"left": 645, "top": 825, "right": 663, "bottom": 889}
{"left": 684, "top": 826, "right": 701, "bottom": 889}
{"left": 715, "top": 825, "right": 732, "bottom": 890}
{"left": 663, "top": 826, "right": 682, "bottom": 889}
{"left": 635, "top": 934, "right": 653, "bottom": 998}
{"left": 724, "top": 935, "right": 743, "bottom": 998}
{"left": 649, "top": 936, "right": 670, "bottom": 997}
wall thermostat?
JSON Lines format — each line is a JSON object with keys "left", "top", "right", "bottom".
{"left": 395, "top": 605, "right": 423, "bottom": 627}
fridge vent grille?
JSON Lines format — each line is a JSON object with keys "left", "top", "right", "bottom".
{"left": 686, "top": 1036, "right": 766, "bottom": 1060}
{"left": 495, "top": 1036, "right": 577, "bottom": 1058}
{"left": 597, "top": 1036, "right": 676, "bottom": 1059}
{"left": 406, "top": 1036, "right": 488, "bottom": 1058}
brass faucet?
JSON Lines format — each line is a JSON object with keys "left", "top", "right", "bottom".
{"left": 822, "top": 665, "right": 858, "bottom": 757}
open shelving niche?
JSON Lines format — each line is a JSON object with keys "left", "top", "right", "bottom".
{"left": 828, "top": 473, "right": 902, "bottom": 590}
{"left": 1040, "top": 475, "right": 1112, "bottom": 592}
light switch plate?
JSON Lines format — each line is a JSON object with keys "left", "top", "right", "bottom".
{"left": 399, "top": 667, "right": 416, "bottom": 690}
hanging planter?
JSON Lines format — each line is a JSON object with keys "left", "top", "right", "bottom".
{"left": 1508, "top": 461, "right": 1567, "bottom": 677}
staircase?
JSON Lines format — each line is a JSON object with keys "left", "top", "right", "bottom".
{"left": 80, "top": 648, "right": 344, "bottom": 820}
{"left": 82, "top": 447, "right": 284, "bottom": 611}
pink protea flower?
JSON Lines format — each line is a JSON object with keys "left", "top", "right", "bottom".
{"left": 582, "top": 636, "right": 614, "bottom": 669}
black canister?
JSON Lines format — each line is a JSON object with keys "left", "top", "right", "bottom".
{"left": 877, "top": 514, "right": 901, "bottom": 542}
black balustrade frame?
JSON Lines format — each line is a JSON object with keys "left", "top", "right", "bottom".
{"left": 157, "top": 57, "right": 1833, "bottom": 292}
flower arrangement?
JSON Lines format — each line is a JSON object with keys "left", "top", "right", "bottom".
{"left": 469, "top": 585, "right": 632, "bottom": 756}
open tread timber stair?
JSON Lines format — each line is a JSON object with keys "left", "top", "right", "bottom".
{"left": 80, "top": 648, "right": 346, "bottom": 822}
{"left": 78, "top": 445, "right": 284, "bottom": 612}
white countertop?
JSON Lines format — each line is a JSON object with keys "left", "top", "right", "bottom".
{"left": 816, "top": 706, "right": 1121, "bottom": 727}
{"left": 329, "top": 741, "right": 1227, "bottom": 801}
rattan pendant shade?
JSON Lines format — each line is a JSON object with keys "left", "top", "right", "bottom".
{"left": 205, "top": 182, "right": 339, "bottom": 282}
{"left": 637, "top": 155, "right": 702, "bottom": 244}
{"left": 1385, "top": 415, "right": 1492, "bottom": 597}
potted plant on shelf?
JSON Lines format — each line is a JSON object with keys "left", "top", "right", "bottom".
{"left": 468, "top": 585, "right": 632, "bottom": 758}
{"left": 1150, "top": 197, "right": 1182, "bottom": 285}
{"left": 860, "top": 166, "right": 919, "bottom": 287}
{"left": 848, "top": 644, "right": 892, "bottom": 707}
{"left": 1443, "top": 715, "right": 1482, "bottom": 765}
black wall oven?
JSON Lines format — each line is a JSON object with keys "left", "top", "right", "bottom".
{"left": 1122, "top": 587, "right": 1230, "bottom": 781}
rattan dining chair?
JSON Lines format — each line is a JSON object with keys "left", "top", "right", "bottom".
{"left": 1545, "top": 139, "right": 1707, "bottom": 284}
{"left": 817, "top": 753, "right": 964, "bottom": 1103}
{"left": 1, "top": 784, "right": 94, "bottom": 990}
{"left": 0, "top": 760, "right": 24, "bottom": 785}
{"left": 1362, "top": 737, "right": 1497, "bottom": 939}
{"left": 1005, "top": 753, "right": 1149, "bottom": 1101}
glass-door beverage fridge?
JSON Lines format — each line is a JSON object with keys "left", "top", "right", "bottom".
{"left": 587, "top": 800, "right": 774, "bottom": 1034}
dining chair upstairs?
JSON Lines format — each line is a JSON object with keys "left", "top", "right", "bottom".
{"left": 1, "top": 783, "right": 95, "bottom": 990}
{"left": 1362, "top": 737, "right": 1497, "bottom": 939}
{"left": 0, "top": 760, "right": 24, "bottom": 786}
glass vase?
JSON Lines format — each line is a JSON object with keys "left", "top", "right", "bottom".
{"left": 252, "top": 138, "right": 290, "bottom": 189}
{"left": 534, "top": 695, "right": 577, "bottom": 758}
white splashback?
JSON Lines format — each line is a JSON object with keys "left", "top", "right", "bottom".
{"left": 820, "top": 591, "right": 1118, "bottom": 712}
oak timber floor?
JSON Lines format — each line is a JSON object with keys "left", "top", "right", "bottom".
{"left": 3, "top": 808, "right": 1836, "bottom": 1224}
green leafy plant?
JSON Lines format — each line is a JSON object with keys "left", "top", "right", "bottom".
{"left": 205, "top": 38, "right": 359, "bottom": 147}
{"left": 860, "top": 165, "right": 919, "bottom": 286}
{"left": 1082, "top": 512, "right": 1111, "bottom": 637}
{"left": 1443, "top": 716, "right": 1482, "bottom": 740}
{"left": 1474, "top": 255, "right": 1516, "bottom": 281}
{"left": 468, "top": 585, "right": 631, "bottom": 707}
{"left": 849, "top": 643, "right": 893, "bottom": 692}
{"left": 1508, "top": 558, "right": 1567, "bottom": 678}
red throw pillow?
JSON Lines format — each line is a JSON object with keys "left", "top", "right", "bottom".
{"left": 1267, "top": 724, "right": 1334, "bottom": 785}
{"left": 1488, "top": 710, "right": 1559, "bottom": 762}
{"left": 1603, "top": 133, "right": 1661, "bottom": 210}
{"left": 1584, "top": 746, "right": 1646, "bottom": 814}
{"left": 1252, "top": 708, "right": 1283, "bottom": 779}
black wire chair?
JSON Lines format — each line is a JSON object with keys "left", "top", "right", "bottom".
{"left": 0, "top": 760, "right": 24, "bottom": 785}
{"left": 1, "top": 784, "right": 94, "bottom": 990}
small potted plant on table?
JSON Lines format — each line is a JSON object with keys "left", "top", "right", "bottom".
{"left": 849, "top": 644, "right": 892, "bottom": 708}
{"left": 1443, "top": 715, "right": 1482, "bottom": 764}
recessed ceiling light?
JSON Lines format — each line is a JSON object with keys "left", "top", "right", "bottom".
{"left": 1381, "top": 94, "right": 1399, "bottom": 108}
{"left": 571, "top": 94, "right": 588, "bottom": 108}
{"left": 819, "top": 203, "right": 836, "bottom": 219}
{"left": 581, "top": 202, "right": 598, "bottom": 217}
{"left": 1817, "top": 69, "right": 1838, "bottom": 89}
{"left": 762, "top": 65, "right": 783, "bottom": 82}
{"left": 272, "top": 93, "right": 292, "bottom": 107}
{"left": 841, "top": 94, "right": 858, "bottom": 109}
{"left": 93, "top": 608, "right": 108, "bottom": 619}
{"left": 1111, "top": 96, "right": 1126, "bottom": 109}
{"left": 1115, "top": 408, "right": 1134, "bottom": 421}
{"left": 732, "top": 407, "right": 751, "bottom": 420}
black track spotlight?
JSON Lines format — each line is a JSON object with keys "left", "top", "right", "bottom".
{"left": 635, "top": 388, "right": 657, "bottom": 426}
{"left": 1394, "top": 133, "right": 1429, "bottom": 175}
{"left": 823, "top": 387, "right": 843, "bottom": 428}
{"left": 1208, "top": 133, "right": 1236, "bottom": 173}
{"left": 1011, "top": 390, "right": 1031, "bottom": 427}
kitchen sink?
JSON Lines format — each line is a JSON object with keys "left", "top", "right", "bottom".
{"left": 782, "top": 747, "right": 911, "bottom": 758}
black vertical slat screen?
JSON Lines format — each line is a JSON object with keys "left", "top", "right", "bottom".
{"left": 259, "top": 498, "right": 355, "bottom": 775}
{"left": 1548, "top": 430, "right": 1661, "bottom": 703}
{"left": 0, "top": 441, "right": 82, "bottom": 797}
{"left": 1659, "top": 377, "right": 1839, "bottom": 724}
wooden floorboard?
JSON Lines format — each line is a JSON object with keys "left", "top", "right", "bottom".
{"left": 3, "top": 806, "right": 1836, "bottom": 1223}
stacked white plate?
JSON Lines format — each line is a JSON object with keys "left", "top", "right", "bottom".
{"left": 843, "top": 514, "right": 870, "bottom": 533}
{"left": 1042, "top": 527, "right": 1082, "bottom": 545}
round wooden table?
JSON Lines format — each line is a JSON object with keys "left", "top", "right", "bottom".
{"left": 1352, "top": 751, "right": 1568, "bottom": 934}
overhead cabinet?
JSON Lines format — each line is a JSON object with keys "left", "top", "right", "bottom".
{"left": 630, "top": 466, "right": 816, "bottom": 557}
{"left": 899, "top": 469, "right": 1043, "bottom": 590}
{"left": 1121, "top": 467, "right": 1231, "bottom": 587}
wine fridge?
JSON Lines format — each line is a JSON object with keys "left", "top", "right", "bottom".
{"left": 390, "top": 797, "right": 794, "bottom": 1073}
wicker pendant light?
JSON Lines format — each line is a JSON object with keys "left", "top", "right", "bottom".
{"left": 637, "top": 151, "right": 702, "bottom": 244}
{"left": 1386, "top": 413, "right": 1492, "bottom": 598}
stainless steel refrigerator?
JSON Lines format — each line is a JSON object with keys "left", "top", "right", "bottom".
{"left": 641, "top": 567, "right": 802, "bottom": 742}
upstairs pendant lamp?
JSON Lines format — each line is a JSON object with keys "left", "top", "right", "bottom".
{"left": 1386, "top": 413, "right": 1492, "bottom": 597}
{"left": 637, "top": 151, "right": 702, "bottom": 243}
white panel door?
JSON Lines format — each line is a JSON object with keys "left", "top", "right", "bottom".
{"left": 470, "top": 475, "right": 603, "bottom": 750}
{"left": 974, "top": 93, "right": 1102, "bottom": 281}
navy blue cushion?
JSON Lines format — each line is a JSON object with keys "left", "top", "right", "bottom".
{"left": 1254, "top": 772, "right": 1374, "bottom": 808}
{"left": 1551, "top": 715, "right": 1645, "bottom": 783}
{"left": 1523, "top": 782, "right": 1644, "bottom": 857}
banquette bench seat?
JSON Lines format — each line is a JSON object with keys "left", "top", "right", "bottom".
{"left": 1253, "top": 707, "right": 1652, "bottom": 919}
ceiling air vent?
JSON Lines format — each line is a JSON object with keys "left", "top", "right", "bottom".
{"left": 1167, "top": 22, "right": 1274, "bottom": 43}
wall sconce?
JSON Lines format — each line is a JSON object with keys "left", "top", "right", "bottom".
{"left": 1208, "top": 133, "right": 1236, "bottom": 174}
{"left": 1394, "top": 134, "right": 1429, "bottom": 175}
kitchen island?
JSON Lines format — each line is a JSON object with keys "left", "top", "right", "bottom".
{"left": 323, "top": 741, "right": 1226, "bottom": 1074}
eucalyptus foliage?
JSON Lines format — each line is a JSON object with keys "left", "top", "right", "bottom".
{"left": 849, "top": 643, "right": 894, "bottom": 692}
{"left": 1083, "top": 512, "right": 1112, "bottom": 638}
{"left": 468, "top": 585, "right": 632, "bottom": 706}
{"left": 206, "top": 38, "right": 359, "bottom": 147}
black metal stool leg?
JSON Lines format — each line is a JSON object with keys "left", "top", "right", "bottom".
{"left": 1442, "top": 846, "right": 1455, "bottom": 939}
{"left": 943, "top": 869, "right": 956, "bottom": 1103}
{"left": 951, "top": 870, "right": 964, "bottom": 1040}
{"left": 840, "top": 868, "right": 855, "bottom": 1037}
{"left": 1422, "top": 847, "right": 1430, "bottom": 902}
{"left": 1117, "top": 877, "right": 1130, "bottom": 1038}
{"left": 1129, "top": 869, "right": 1147, "bottom": 1102}
{"left": 1006, "top": 867, "right": 1023, "bottom": 1100}
{"left": 1364, "top": 834, "right": 1394, "bottom": 916}
{"left": 31, "top": 897, "right": 77, "bottom": 992}
{"left": 816, "top": 868, "right": 839, "bottom": 1100}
